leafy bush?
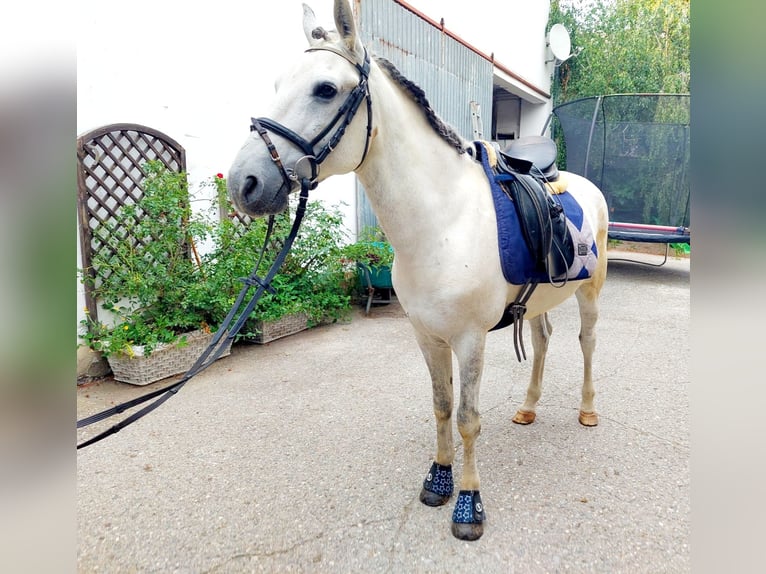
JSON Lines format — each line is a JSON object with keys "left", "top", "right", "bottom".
{"left": 79, "top": 161, "right": 353, "bottom": 357}
{"left": 200, "top": 195, "right": 354, "bottom": 328}
{"left": 340, "top": 226, "right": 394, "bottom": 267}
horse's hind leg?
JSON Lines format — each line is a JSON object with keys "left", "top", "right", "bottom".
{"left": 416, "top": 336, "right": 456, "bottom": 507}
{"left": 513, "top": 314, "right": 552, "bottom": 425}
{"left": 575, "top": 284, "right": 600, "bottom": 426}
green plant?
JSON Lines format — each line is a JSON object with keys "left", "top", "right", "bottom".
{"left": 607, "top": 238, "right": 622, "bottom": 250}
{"left": 669, "top": 242, "right": 690, "bottom": 257}
{"left": 79, "top": 162, "right": 353, "bottom": 357}
{"left": 79, "top": 161, "right": 211, "bottom": 357}
{"left": 341, "top": 226, "right": 394, "bottom": 267}
{"left": 201, "top": 195, "right": 355, "bottom": 330}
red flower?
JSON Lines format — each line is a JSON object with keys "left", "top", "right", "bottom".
{"left": 216, "top": 173, "right": 224, "bottom": 179}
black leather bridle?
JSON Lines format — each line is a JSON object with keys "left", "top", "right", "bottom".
{"left": 250, "top": 46, "right": 373, "bottom": 192}
{"left": 77, "top": 47, "right": 375, "bottom": 449}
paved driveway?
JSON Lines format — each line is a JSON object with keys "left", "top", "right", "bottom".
{"left": 77, "top": 252, "right": 690, "bottom": 573}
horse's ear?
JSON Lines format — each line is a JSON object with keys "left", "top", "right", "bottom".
{"left": 302, "top": 4, "right": 323, "bottom": 46}
{"left": 334, "top": 0, "right": 363, "bottom": 55}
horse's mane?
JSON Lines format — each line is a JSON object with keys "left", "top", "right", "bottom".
{"left": 374, "top": 56, "right": 467, "bottom": 155}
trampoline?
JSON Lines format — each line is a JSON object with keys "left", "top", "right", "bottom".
{"left": 550, "top": 94, "right": 690, "bottom": 265}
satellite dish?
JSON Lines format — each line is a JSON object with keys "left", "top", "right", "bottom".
{"left": 547, "top": 24, "right": 572, "bottom": 64}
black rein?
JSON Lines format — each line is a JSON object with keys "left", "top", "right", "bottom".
{"left": 76, "top": 183, "right": 310, "bottom": 449}
{"left": 77, "top": 46, "right": 374, "bottom": 450}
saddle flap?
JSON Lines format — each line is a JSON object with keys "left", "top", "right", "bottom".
{"left": 501, "top": 172, "right": 574, "bottom": 278}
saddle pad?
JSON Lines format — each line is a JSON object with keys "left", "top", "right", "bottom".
{"left": 475, "top": 143, "right": 598, "bottom": 285}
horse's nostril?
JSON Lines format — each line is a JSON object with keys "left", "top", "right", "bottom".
{"left": 242, "top": 175, "right": 259, "bottom": 203}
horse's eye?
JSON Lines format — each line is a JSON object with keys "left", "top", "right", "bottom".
{"left": 313, "top": 82, "right": 338, "bottom": 100}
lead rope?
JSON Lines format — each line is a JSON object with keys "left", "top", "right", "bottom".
{"left": 76, "top": 181, "right": 311, "bottom": 449}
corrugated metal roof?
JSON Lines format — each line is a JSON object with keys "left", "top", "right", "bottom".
{"left": 358, "top": 0, "right": 493, "bottom": 140}
{"left": 355, "top": 0, "right": 495, "bottom": 232}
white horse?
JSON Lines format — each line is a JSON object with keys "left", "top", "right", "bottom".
{"left": 227, "top": 0, "right": 608, "bottom": 541}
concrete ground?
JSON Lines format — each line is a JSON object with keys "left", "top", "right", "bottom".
{"left": 77, "top": 251, "right": 690, "bottom": 573}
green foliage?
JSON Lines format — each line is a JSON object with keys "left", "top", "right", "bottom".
{"left": 79, "top": 162, "right": 352, "bottom": 357}
{"left": 550, "top": 0, "right": 690, "bottom": 103}
{"left": 205, "top": 198, "right": 354, "bottom": 327}
{"left": 548, "top": 1, "right": 690, "bottom": 228}
{"left": 79, "top": 161, "right": 209, "bottom": 357}
{"left": 340, "top": 226, "right": 394, "bottom": 267}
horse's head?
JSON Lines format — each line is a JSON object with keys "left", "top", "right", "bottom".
{"left": 227, "top": 0, "right": 372, "bottom": 217}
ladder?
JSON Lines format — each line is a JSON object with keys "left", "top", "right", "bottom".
{"left": 470, "top": 101, "right": 483, "bottom": 140}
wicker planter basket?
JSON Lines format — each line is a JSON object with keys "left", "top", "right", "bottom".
{"left": 107, "top": 329, "right": 232, "bottom": 386}
{"left": 252, "top": 312, "right": 308, "bottom": 344}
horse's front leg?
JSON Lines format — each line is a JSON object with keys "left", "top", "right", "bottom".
{"left": 415, "top": 335, "right": 455, "bottom": 507}
{"left": 450, "top": 331, "right": 488, "bottom": 541}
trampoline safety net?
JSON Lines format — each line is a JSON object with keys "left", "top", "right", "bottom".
{"left": 552, "top": 94, "right": 690, "bottom": 230}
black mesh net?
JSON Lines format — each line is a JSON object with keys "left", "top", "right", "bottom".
{"left": 553, "top": 94, "right": 690, "bottom": 228}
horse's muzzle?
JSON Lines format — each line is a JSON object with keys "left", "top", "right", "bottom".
{"left": 227, "top": 169, "right": 290, "bottom": 217}
{"left": 239, "top": 175, "right": 262, "bottom": 208}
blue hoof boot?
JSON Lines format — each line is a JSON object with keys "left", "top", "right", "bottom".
{"left": 419, "top": 462, "right": 453, "bottom": 507}
{"left": 451, "top": 490, "right": 485, "bottom": 540}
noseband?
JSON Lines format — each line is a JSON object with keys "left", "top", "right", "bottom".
{"left": 250, "top": 47, "right": 373, "bottom": 191}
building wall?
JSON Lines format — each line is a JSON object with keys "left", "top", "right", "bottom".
{"left": 359, "top": 0, "right": 495, "bottom": 140}
{"left": 355, "top": 0, "right": 497, "bottom": 232}
{"left": 409, "top": 1, "right": 553, "bottom": 91}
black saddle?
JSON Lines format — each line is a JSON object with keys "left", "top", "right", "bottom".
{"left": 491, "top": 136, "right": 572, "bottom": 279}
{"left": 498, "top": 135, "right": 559, "bottom": 181}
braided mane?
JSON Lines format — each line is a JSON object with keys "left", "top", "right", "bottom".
{"left": 374, "top": 57, "right": 467, "bottom": 155}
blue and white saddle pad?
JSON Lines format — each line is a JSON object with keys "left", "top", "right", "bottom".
{"left": 474, "top": 141, "right": 598, "bottom": 285}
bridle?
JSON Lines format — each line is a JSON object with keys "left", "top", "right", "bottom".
{"left": 77, "top": 46, "right": 375, "bottom": 449}
{"left": 250, "top": 46, "right": 373, "bottom": 192}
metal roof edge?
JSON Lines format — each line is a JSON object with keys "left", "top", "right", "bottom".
{"left": 391, "top": 0, "right": 551, "bottom": 102}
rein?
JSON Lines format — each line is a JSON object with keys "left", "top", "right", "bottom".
{"left": 77, "top": 47, "right": 374, "bottom": 450}
{"left": 76, "top": 182, "right": 310, "bottom": 449}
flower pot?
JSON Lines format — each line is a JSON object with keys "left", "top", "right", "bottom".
{"left": 356, "top": 263, "right": 394, "bottom": 315}
{"left": 357, "top": 262, "right": 393, "bottom": 289}
{"left": 107, "top": 329, "right": 232, "bottom": 386}
{"left": 251, "top": 312, "right": 309, "bottom": 344}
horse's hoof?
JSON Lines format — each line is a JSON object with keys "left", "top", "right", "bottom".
{"left": 579, "top": 410, "right": 599, "bottom": 426}
{"left": 420, "top": 461, "right": 453, "bottom": 506}
{"left": 512, "top": 410, "right": 536, "bottom": 425}
{"left": 451, "top": 490, "right": 485, "bottom": 540}
{"left": 420, "top": 488, "right": 450, "bottom": 507}
{"left": 451, "top": 521, "right": 484, "bottom": 540}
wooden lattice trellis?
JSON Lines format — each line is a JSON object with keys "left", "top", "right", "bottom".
{"left": 77, "top": 123, "right": 187, "bottom": 324}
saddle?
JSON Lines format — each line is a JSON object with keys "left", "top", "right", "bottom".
{"left": 498, "top": 135, "right": 560, "bottom": 182}
{"left": 491, "top": 137, "right": 574, "bottom": 280}
{"left": 471, "top": 137, "right": 597, "bottom": 361}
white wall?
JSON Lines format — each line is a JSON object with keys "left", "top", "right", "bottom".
{"left": 521, "top": 99, "right": 554, "bottom": 137}
{"left": 77, "top": 1, "right": 348, "bottom": 205}
{"left": 76, "top": 1, "right": 352, "bottom": 334}
{"left": 76, "top": 0, "right": 553, "bottom": 333}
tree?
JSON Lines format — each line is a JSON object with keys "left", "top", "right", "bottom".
{"left": 549, "top": 0, "right": 690, "bottom": 103}
{"left": 548, "top": 1, "right": 690, "bottom": 225}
